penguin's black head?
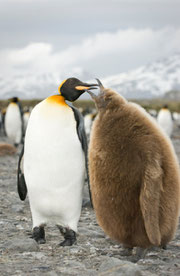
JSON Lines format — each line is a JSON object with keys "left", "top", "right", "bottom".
{"left": 163, "top": 104, "right": 168, "bottom": 109}
{"left": 10, "top": 97, "right": 19, "bottom": 103}
{"left": 58, "top": 77, "right": 98, "bottom": 102}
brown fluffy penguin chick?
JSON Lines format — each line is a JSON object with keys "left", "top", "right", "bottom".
{"left": 88, "top": 80, "right": 180, "bottom": 259}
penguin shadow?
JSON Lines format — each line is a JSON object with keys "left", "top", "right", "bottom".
{"left": 103, "top": 238, "right": 169, "bottom": 263}
{"left": 104, "top": 233, "right": 180, "bottom": 264}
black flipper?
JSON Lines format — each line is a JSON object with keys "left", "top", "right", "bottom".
{"left": 17, "top": 145, "right": 27, "bottom": 201}
{"left": 70, "top": 105, "right": 93, "bottom": 208}
{"left": 17, "top": 101, "right": 25, "bottom": 144}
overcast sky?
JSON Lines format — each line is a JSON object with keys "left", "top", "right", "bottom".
{"left": 0, "top": 0, "right": 180, "bottom": 84}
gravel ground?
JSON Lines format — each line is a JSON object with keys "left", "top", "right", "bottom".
{"left": 0, "top": 126, "right": 180, "bottom": 276}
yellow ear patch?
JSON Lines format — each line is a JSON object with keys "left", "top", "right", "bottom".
{"left": 75, "top": 86, "right": 90, "bottom": 90}
{"left": 58, "top": 79, "right": 67, "bottom": 95}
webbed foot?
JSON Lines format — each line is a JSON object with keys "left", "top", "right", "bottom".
{"left": 31, "top": 226, "right": 46, "bottom": 244}
{"left": 57, "top": 226, "right": 76, "bottom": 246}
{"left": 119, "top": 247, "right": 133, "bottom": 256}
{"left": 129, "top": 247, "right": 148, "bottom": 263}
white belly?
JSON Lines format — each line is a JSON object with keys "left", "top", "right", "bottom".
{"left": 24, "top": 100, "right": 85, "bottom": 231}
{"left": 5, "top": 103, "right": 22, "bottom": 144}
{"left": 157, "top": 110, "right": 173, "bottom": 137}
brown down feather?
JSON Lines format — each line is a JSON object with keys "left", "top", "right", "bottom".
{"left": 88, "top": 87, "right": 180, "bottom": 249}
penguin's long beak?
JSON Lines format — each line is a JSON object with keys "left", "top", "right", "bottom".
{"left": 75, "top": 82, "right": 98, "bottom": 91}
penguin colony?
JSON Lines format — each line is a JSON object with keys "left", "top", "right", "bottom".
{"left": 88, "top": 80, "right": 180, "bottom": 257}
{"left": 0, "top": 108, "right": 7, "bottom": 136}
{"left": 17, "top": 78, "right": 97, "bottom": 245}
{"left": 4, "top": 97, "right": 24, "bottom": 146}
{"left": 84, "top": 112, "right": 97, "bottom": 137}
{"left": 157, "top": 104, "right": 173, "bottom": 137}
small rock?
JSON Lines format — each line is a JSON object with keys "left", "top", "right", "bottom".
{"left": 82, "top": 198, "right": 92, "bottom": 208}
{"left": 22, "top": 252, "right": 46, "bottom": 260}
{"left": 11, "top": 204, "right": 24, "bottom": 213}
{"left": 4, "top": 238, "right": 39, "bottom": 252}
{"left": 90, "top": 246, "right": 97, "bottom": 254}
{"left": 47, "top": 272, "right": 58, "bottom": 276}
{"left": 98, "top": 256, "right": 142, "bottom": 275}
{"left": 60, "top": 260, "right": 96, "bottom": 276}
{"left": 64, "top": 260, "right": 86, "bottom": 268}
{"left": 69, "top": 247, "right": 80, "bottom": 254}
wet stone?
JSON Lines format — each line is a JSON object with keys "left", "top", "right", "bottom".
{"left": 11, "top": 204, "right": 24, "bottom": 213}
{"left": 98, "top": 256, "right": 142, "bottom": 275}
{"left": 3, "top": 238, "right": 40, "bottom": 252}
{"left": 82, "top": 198, "right": 92, "bottom": 208}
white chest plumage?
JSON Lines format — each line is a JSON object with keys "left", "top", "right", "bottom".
{"left": 5, "top": 103, "right": 22, "bottom": 144}
{"left": 24, "top": 96, "right": 85, "bottom": 231}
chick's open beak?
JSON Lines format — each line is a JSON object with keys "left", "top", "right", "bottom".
{"left": 87, "top": 90, "right": 97, "bottom": 99}
{"left": 75, "top": 79, "right": 103, "bottom": 99}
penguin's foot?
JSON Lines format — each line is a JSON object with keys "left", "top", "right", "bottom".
{"left": 31, "top": 226, "right": 46, "bottom": 244}
{"left": 58, "top": 228, "right": 76, "bottom": 247}
{"left": 129, "top": 247, "right": 148, "bottom": 263}
{"left": 119, "top": 247, "right": 133, "bottom": 256}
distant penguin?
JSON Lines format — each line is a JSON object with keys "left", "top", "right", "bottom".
{"left": 1, "top": 108, "right": 7, "bottom": 136}
{"left": 88, "top": 80, "right": 180, "bottom": 260}
{"left": 23, "top": 109, "right": 30, "bottom": 132}
{"left": 173, "top": 112, "right": 180, "bottom": 129}
{"left": 17, "top": 78, "right": 97, "bottom": 245}
{"left": 4, "top": 97, "right": 24, "bottom": 146}
{"left": 157, "top": 104, "right": 173, "bottom": 137}
{"left": 0, "top": 110, "right": 2, "bottom": 132}
{"left": 148, "top": 109, "right": 157, "bottom": 118}
{"left": 84, "top": 113, "right": 93, "bottom": 136}
{"left": 84, "top": 112, "right": 97, "bottom": 137}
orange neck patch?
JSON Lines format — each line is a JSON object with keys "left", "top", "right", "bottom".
{"left": 46, "top": 95, "right": 67, "bottom": 106}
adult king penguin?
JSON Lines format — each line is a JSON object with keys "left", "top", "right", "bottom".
{"left": 88, "top": 80, "right": 180, "bottom": 261}
{"left": 5, "top": 97, "right": 24, "bottom": 146}
{"left": 17, "top": 78, "right": 97, "bottom": 246}
{"left": 157, "top": 104, "right": 173, "bottom": 137}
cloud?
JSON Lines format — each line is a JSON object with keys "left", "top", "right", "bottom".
{"left": 56, "top": 27, "right": 180, "bottom": 68}
{"left": 1, "top": 27, "right": 180, "bottom": 79}
{"left": 8, "top": 43, "right": 52, "bottom": 64}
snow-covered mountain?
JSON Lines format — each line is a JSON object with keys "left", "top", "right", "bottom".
{"left": 102, "top": 53, "right": 180, "bottom": 99}
{"left": 0, "top": 68, "right": 92, "bottom": 100}
{"left": 0, "top": 53, "right": 180, "bottom": 99}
